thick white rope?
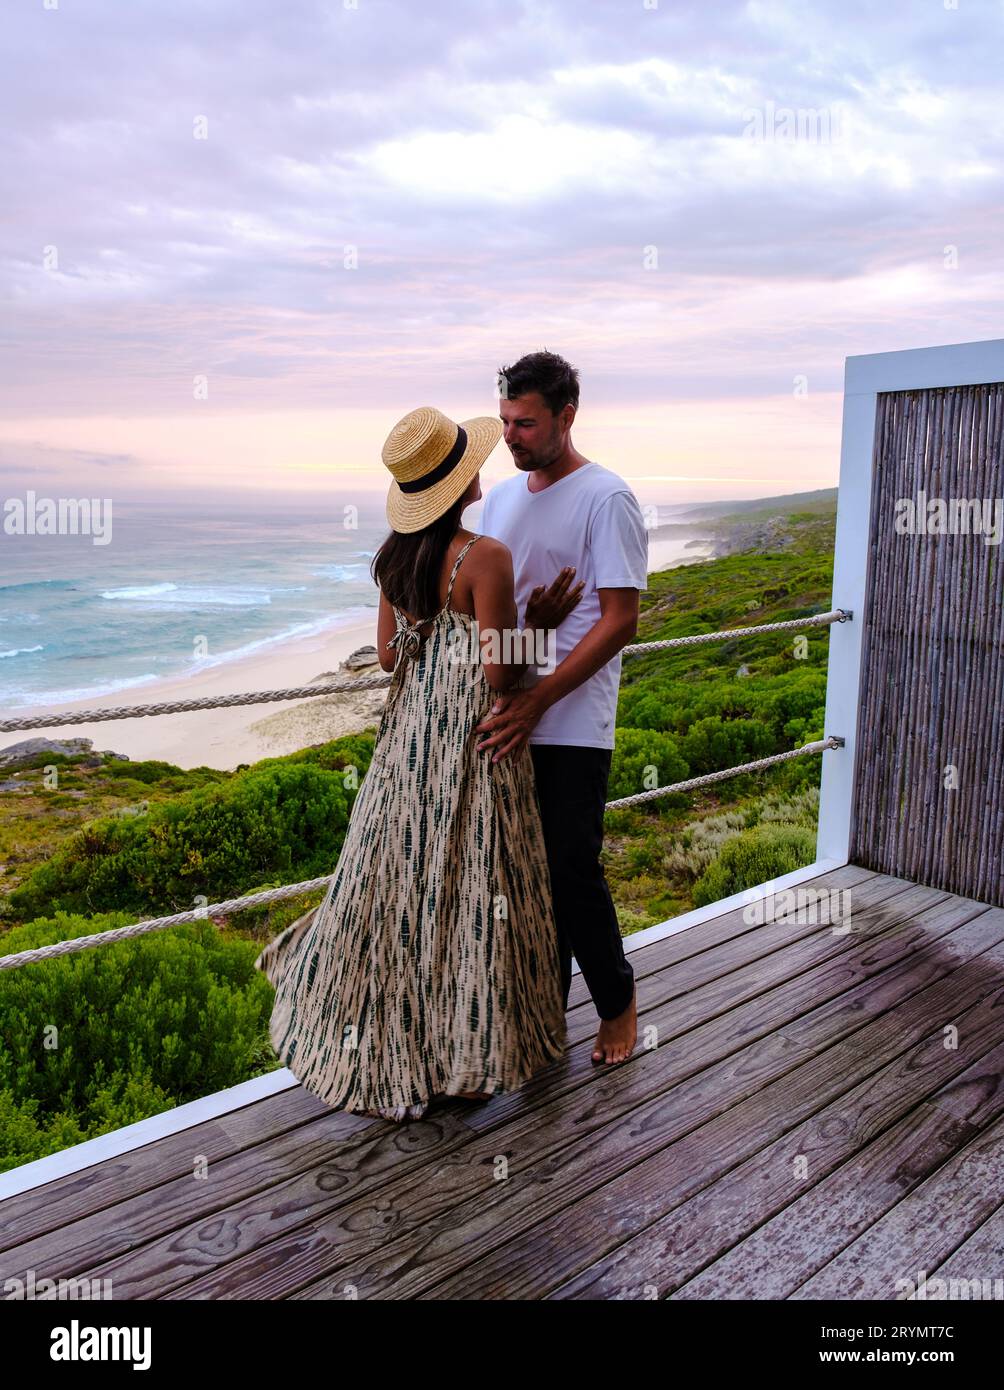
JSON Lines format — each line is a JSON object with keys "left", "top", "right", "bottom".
{"left": 0, "top": 877, "right": 336, "bottom": 971}
{"left": 0, "top": 737, "right": 843, "bottom": 970}
{"left": 605, "top": 736, "right": 842, "bottom": 807}
{"left": 0, "top": 673, "right": 394, "bottom": 733}
{"left": 621, "top": 609, "right": 849, "bottom": 655}
{"left": 0, "top": 610, "right": 849, "bottom": 733}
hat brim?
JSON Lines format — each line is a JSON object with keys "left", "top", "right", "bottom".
{"left": 385, "top": 416, "right": 504, "bottom": 534}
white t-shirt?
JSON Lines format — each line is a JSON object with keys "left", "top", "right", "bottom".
{"left": 477, "top": 461, "right": 649, "bottom": 749}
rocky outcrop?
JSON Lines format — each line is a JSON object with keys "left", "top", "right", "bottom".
{"left": 341, "top": 645, "right": 380, "bottom": 672}
{"left": 309, "top": 645, "right": 382, "bottom": 684}
{"left": 708, "top": 515, "right": 797, "bottom": 557}
{"left": 0, "top": 737, "right": 130, "bottom": 771}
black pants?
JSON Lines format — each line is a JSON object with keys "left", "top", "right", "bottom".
{"left": 528, "top": 744, "right": 635, "bottom": 1020}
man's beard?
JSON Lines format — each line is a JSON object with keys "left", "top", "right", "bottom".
{"left": 512, "top": 437, "right": 561, "bottom": 470}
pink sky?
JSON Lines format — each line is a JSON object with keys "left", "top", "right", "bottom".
{"left": 2, "top": 0, "right": 1001, "bottom": 509}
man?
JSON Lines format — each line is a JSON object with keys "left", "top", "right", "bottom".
{"left": 474, "top": 349, "right": 647, "bottom": 1066}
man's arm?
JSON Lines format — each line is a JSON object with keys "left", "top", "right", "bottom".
{"left": 533, "top": 587, "right": 638, "bottom": 711}
{"left": 474, "top": 488, "right": 648, "bottom": 760}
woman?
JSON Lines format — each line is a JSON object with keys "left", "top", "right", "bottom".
{"left": 255, "top": 405, "right": 584, "bottom": 1122}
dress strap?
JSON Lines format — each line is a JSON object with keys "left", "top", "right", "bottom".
{"left": 443, "top": 534, "right": 482, "bottom": 610}
{"left": 385, "top": 534, "right": 482, "bottom": 663}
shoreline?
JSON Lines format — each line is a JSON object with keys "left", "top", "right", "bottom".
{"left": 2, "top": 615, "right": 384, "bottom": 773}
{"left": 2, "top": 543, "right": 716, "bottom": 773}
{"left": 647, "top": 532, "right": 716, "bottom": 571}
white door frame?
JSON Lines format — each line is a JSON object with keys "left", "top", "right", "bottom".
{"left": 816, "top": 335, "right": 1004, "bottom": 865}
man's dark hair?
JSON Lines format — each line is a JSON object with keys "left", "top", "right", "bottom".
{"left": 498, "top": 350, "right": 580, "bottom": 416}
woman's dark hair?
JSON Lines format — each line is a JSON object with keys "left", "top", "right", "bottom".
{"left": 498, "top": 349, "right": 579, "bottom": 415}
{"left": 370, "top": 493, "right": 466, "bottom": 620}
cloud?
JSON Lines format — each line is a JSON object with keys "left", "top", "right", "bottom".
{"left": 0, "top": 0, "right": 1000, "bottom": 447}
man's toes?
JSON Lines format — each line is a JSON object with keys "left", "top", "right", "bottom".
{"left": 594, "top": 1029, "right": 639, "bottom": 1065}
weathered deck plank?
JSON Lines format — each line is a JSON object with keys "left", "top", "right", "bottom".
{"left": 0, "top": 1084, "right": 358, "bottom": 1253}
{"left": 789, "top": 1108, "right": 1004, "bottom": 1299}
{"left": 2, "top": 868, "right": 1002, "bottom": 1301}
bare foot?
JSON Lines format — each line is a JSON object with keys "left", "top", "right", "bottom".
{"left": 456, "top": 1089, "right": 493, "bottom": 1101}
{"left": 591, "top": 985, "right": 637, "bottom": 1064}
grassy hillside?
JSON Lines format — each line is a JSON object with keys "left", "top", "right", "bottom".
{"left": 674, "top": 486, "right": 837, "bottom": 520}
{"left": 604, "top": 503, "right": 835, "bottom": 925}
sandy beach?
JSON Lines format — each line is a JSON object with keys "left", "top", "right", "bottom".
{"left": 2, "top": 616, "right": 386, "bottom": 773}
{"left": 647, "top": 533, "right": 715, "bottom": 573}
{"left": 2, "top": 539, "right": 713, "bottom": 773}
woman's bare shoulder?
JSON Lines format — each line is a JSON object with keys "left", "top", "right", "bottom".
{"left": 454, "top": 535, "right": 511, "bottom": 605}
{"left": 468, "top": 534, "right": 511, "bottom": 565}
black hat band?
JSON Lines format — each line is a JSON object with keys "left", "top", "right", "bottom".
{"left": 397, "top": 425, "right": 468, "bottom": 493}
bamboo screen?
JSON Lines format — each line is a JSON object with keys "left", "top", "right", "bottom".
{"left": 851, "top": 383, "right": 1001, "bottom": 900}
{"left": 849, "top": 382, "right": 1004, "bottom": 906}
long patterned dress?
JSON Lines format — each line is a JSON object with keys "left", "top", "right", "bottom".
{"left": 254, "top": 534, "right": 567, "bottom": 1121}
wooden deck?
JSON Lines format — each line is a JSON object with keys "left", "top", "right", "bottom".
{"left": 3, "top": 863, "right": 1004, "bottom": 1301}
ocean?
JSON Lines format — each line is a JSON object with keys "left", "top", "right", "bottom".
{"left": 0, "top": 496, "right": 704, "bottom": 713}
{"left": 0, "top": 500, "right": 392, "bottom": 712}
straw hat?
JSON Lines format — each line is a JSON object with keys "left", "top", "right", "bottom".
{"left": 382, "top": 406, "right": 503, "bottom": 533}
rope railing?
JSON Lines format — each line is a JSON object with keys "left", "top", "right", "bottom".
{"left": 604, "top": 736, "right": 843, "bottom": 808}
{"left": 621, "top": 608, "right": 851, "bottom": 655}
{"left": 0, "top": 673, "right": 395, "bottom": 734}
{"left": 0, "top": 736, "right": 844, "bottom": 971}
{"left": 0, "top": 609, "right": 850, "bottom": 733}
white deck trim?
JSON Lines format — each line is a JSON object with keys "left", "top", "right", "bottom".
{"left": 0, "top": 1066, "right": 300, "bottom": 1202}
{"left": 816, "top": 372, "right": 875, "bottom": 863}
{"left": 617, "top": 856, "right": 847, "bottom": 952}
{"left": 0, "top": 858, "right": 848, "bottom": 1201}
{"left": 844, "top": 336, "right": 1004, "bottom": 395}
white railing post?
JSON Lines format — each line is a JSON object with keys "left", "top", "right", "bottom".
{"left": 816, "top": 370, "right": 877, "bottom": 865}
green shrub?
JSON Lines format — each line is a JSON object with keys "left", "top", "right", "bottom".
{"left": 663, "top": 810, "right": 750, "bottom": 881}
{"left": 758, "top": 669, "right": 828, "bottom": 726}
{"left": 692, "top": 824, "right": 817, "bottom": 906}
{"left": 614, "top": 905, "right": 655, "bottom": 936}
{"left": 9, "top": 758, "right": 367, "bottom": 921}
{"left": 262, "top": 732, "right": 377, "bottom": 774}
{"left": 754, "top": 785, "right": 820, "bottom": 828}
{"left": 677, "top": 715, "right": 776, "bottom": 776}
{"left": 608, "top": 727, "right": 689, "bottom": 804}
{"left": 0, "top": 909, "right": 276, "bottom": 1171}
{"left": 0, "top": 1089, "right": 90, "bottom": 1170}
{"left": 102, "top": 759, "right": 191, "bottom": 784}
{"left": 616, "top": 688, "right": 675, "bottom": 731}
